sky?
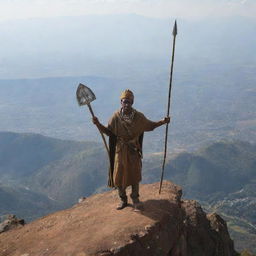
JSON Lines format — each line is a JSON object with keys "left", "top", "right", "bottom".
{"left": 0, "top": 0, "right": 255, "bottom": 22}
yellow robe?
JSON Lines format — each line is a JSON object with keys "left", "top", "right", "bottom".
{"left": 108, "top": 109, "right": 157, "bottom": 189}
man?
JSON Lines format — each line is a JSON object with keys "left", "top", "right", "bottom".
{"left": 92, "top": 89, "right": 170, "bottom": 210}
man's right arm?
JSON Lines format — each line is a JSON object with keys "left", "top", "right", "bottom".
{"left": 92, "top": 116, "right": 112, "bottom": 136}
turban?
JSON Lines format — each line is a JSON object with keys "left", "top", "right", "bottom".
{"left": 120, "top": 89, "right": 134, "bottom": 101}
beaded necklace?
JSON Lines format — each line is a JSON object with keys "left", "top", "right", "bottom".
{"left": 120, "top": 108, "right": 135, "bottom": 123}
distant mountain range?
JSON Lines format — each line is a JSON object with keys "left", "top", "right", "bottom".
{"left": 0, "top": 131, "right": 255, "bottom": 252}
{"left": 0, "top": 15, "right": 255, "bottom": 153}
{"left": 0, "top": 68, "right": 255, "bottom": 154}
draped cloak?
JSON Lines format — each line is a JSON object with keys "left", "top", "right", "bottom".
{"left": 107, "top": 109, "right": 158, "bottom": 189}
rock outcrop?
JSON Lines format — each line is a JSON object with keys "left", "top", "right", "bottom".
{"left": 0, "top": 181, "right": 238, "bottom": 256}
{"left": 0, "top": 215, "right": 25, "bottom": 234}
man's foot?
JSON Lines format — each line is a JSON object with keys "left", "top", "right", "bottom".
{"left": 133, "top": 202, "right": 144, "bottom": 212}
{"left": 116, "top": 201, "right": 128, "bottom": 210}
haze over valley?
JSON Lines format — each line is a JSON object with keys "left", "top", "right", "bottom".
{"left": 0, "top": 14, "right": 256, "bottom": 154}
{"left": 0, "top": 10, "right": 256, "bottom": 254}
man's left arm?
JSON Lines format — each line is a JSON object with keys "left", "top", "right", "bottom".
{"left": 143, "top": 115, "right": 170, "bottom": 132}
{"left": 153, "top": 116, "right": 170, "bottom": 129}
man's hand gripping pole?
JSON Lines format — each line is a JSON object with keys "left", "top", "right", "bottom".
{"left": 76, "top": 83, "right": 110, "bottom": 160}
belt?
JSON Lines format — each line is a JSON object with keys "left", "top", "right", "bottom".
{"left": 117, "top": 137, "right": 142, "bottom": 158}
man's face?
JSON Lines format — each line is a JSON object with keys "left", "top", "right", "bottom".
{"left": 121, "top": 98, "right": 133, "bottom": 113}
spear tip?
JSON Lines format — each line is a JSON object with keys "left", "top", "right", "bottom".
{"left": 172, "top": 20, "right": 178, "bottom": 36}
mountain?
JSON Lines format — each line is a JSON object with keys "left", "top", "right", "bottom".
{"left": 0, "top": 184, "right": 61, "bottom": 222}
{"left": 27, "top": 146, "right": 109, "bottom": 206}
{"left": 0, "top": 131, "right": 98, "bottom": 182}
{"left": 0, "top": 181, "right": 238, "bottom": 256}
{"left": 0, "top": 13, "right": 255, "bottom": 253}
{"left": 0, "top": 132, "right": 109, "bottom": 206}
{"left": 0, "top": 132, "right": 255, "bottom": 252}
{"left": 0, "top": 131, "right": 103, "bottom": 220}
{"left": 0, "top": 15, "right": 256, "bottom": 153}
{"left": 0, "top": 67, "right": 255, "bottom": 154}
{"left": 143, "top": 140, "right": 256, "bottom": 253}
{"left": 143, "top": 140, "right": 256, "bottom": 198}
{"left": 165, "top": 141, "right": 255, "bottom": 198}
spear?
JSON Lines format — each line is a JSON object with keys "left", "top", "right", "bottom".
{"left": 159, "top": 20, "right": 178, "bottom": 194}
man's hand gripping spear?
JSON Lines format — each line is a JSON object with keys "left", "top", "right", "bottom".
{"left": 159, "top": 20, "right": 178, "bottom": 194}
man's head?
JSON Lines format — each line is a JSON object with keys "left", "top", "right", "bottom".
{"left": 120, "top": 89, "right": 134, "bottom": 113}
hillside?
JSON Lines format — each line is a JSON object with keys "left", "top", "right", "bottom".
{"left": 0, "top": 184, "right": 61, "bottom": 222}
{"left": 27, "top": 147, "right": 109, "bottom": 206}
{"left": 0, "top": 131, "right": 102, "bottom": 219}
{"left": 152, "top": 141, "right": 256, "bottom": 199}
{"left": 0, "top": 131, "right": 96, "bottom": 182}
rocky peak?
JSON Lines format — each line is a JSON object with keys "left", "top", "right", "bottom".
{"left": 0, "top": 181, "right": 238, "bottom": 256}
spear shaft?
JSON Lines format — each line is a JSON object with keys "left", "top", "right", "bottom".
{"left": 159, "top": 20, "right": 178, "bottom": 194}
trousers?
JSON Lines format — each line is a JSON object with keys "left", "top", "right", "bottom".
{"left": 117, "top": 183, "right": 139, "bottom": 204}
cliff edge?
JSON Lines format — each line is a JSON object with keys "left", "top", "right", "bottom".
{"left": 0, "top": 181, "right": 238, "bottom": 256}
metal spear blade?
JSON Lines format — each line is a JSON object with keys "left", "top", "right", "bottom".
{"left": 76, "top": 83, "right": 96, "bottom": 106}
{"left": 172, "top": 20, "right": 177, "bottom": 36}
